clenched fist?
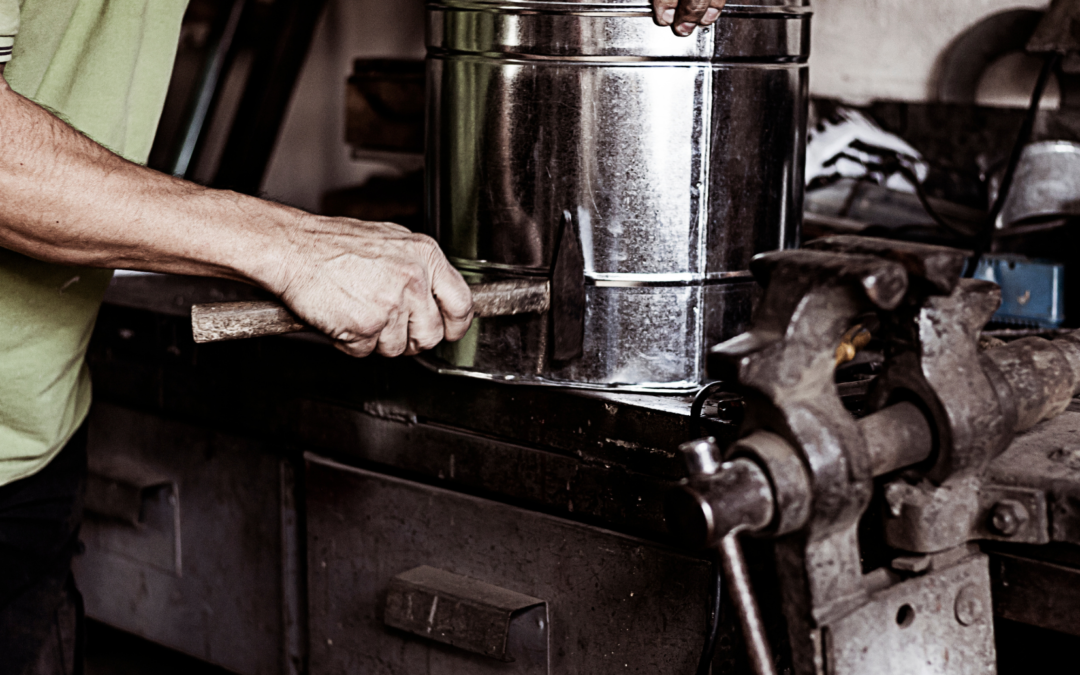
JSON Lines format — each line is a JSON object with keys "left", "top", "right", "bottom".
{"left": 652, "top": 0, "right": 726, "bottom": 36}
{"left": 269, "top": 215, "right": 474, "bottom": 358}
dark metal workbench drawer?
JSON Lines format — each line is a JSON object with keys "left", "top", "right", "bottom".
{"left": 306, "top": 454, "right": 711, "bottom": 674}
{"left": 75, "top": 403, "right": 302, "bottom": 675}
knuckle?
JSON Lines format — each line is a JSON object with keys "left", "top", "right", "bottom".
{"left": 397, "top": 260, "right": 428, "bottom": 288}
{"left": 415, "top": 332, "right": 443, "bottom": 351}
{"left": 408, "top": 233, "right": 440, "bottom": 256}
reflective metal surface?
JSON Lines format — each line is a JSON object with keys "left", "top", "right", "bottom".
{"left": 996, "top": 141, "right": 1080, "bottom": 229}
{"left": 423, "top": 0, "right": 810, "bottom": 391}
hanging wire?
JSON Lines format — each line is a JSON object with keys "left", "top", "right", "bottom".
{"left": 696, "top": 556, "right": 724, "bottom": 675}
{"left": 965, "top": 52, "right": 1061, "bottom": 277}
{"left": 689, "top": 380, "right": 731, "bottom": 674}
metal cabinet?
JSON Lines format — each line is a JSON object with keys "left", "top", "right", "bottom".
{"left": 74, "top": 403, "right": 302, "bottom": 675}
{"left": 306, "top": 454, "right": 712, "bottom": 675}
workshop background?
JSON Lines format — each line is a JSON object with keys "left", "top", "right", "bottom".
{"left": 79, "top": 0, "right": 1080, "bottom": 673}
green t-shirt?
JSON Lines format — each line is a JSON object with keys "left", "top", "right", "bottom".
{"left": 0, "top": 0, "right": 187, "bottom": 486}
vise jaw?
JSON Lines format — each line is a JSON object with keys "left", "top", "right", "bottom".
{"left": 671, "top": 235, "right": 1080, "bottom": 675}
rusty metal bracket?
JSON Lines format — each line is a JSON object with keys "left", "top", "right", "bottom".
{"left": 975, "top": 486, "right": 1050, "bottom": 545}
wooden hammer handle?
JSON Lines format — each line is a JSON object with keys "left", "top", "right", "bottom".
{"left": 190, "top": 279, "right": 550, "bottom": 344}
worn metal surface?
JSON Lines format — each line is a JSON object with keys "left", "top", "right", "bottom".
{"left": 858, "top": 401, "right": 935, "bottom": 477}
{"left": 728, "top": 431, "right": 811, "bottom": 537}
{"left": 667, "top": 458, "right": 774, "bottom": 549}
{"left": 384, "top": 565, "right": 547, "bottom": 667}
{"left": 423, "top": 0, "right": 808, "bottom": 389}
{"left": 75, "top": 403, "right": 298, "bottom": 675}
{"left": 826, "top": 554, "right": 996, "bottom": 675}
{"left": 91, "top": 294, "right": 748, "bottom": 542}
{"left": 976, "top": 487, "right": 1049, "bottom": 544}
{"left": 85, "top": 453, "right": 177, "bottom": 528}
{"left": 83, "top": 451, "right": 182, "bottom": 577}
{"left": 988, "top": 409, "right": 1080, "bottom": 545}
{"left": 990, "top": 550, "right": 1080, "bottom": 637}
{"left": 708, "top": 248, "right": 913, "bottom": 643}
{"left": 306, "top": 455, "right": 711, "bottom": 675}
{"left": 994, "top": 142, "right": 1080, "bottom": 228}
{"left": 675, "top": 236, "right": 1080, "bottom": 673}
{"left": 720, "top": 534, "right": 778, "bottom": 675}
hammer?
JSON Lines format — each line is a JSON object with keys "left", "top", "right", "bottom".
{"left": 190, "top": 279, "right": 550, "bottom": 344}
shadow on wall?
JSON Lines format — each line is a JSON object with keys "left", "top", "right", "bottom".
{"left": 933, "top": 8, "right": 1065, "bottom": 109}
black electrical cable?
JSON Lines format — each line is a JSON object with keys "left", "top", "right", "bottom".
{"left": 894, "top": 161, "right": 978, "bottom": 240}
{"left": 690, "top": 381, "right": 728, "bottom": 440}
{"left": 696, "top": 557, "right": 724, "bottom": 675}
{"left": 689, "top": 380, "right": 730, "bottom": 674}
{"left": 965, "top": 52, "right": 1061, "bottom": 277}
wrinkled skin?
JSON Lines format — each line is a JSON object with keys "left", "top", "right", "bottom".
{"left": 273, "top": 216, "right": 474, "bottom": 358}
{"left": 652, "top": 0, "right": 726, "bottom": 36}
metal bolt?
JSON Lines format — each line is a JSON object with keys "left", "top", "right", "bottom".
{"left": 955, "top": 584, "right": 984, "bottom": 626}
{"left": 679, "top": 437, "right": 721, "bottom": 477}
{"left": 990, "top": 500, "right": 1029, "bottom": 537}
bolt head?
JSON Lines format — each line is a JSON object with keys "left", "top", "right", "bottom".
{"left": 990, "top": 500, "right": 1029, "bottom": 537}
{"left": 955, "top": 584, "right": 985, "bottom": 626}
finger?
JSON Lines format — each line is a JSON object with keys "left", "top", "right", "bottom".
{"left": 333, "top": 329, "right": 380, "bottom": 358}
{"left": 404, "top": 291, "right": 446, "bottom": 355}
{"left": 425, "top": 250, "right": 474, "bottom": 343}
{"left": 700, "top": 0, "right": 725, "bottom": 26}
{"left": 375, "top": 309, "right": 410, "bottom": 357}
{"left": 673, "top": 0, "right": 709, "bottom": 35}
{"left": 652, "top": 0, "right": 678, "bottom": 26}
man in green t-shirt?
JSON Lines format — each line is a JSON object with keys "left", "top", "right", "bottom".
{"left": 0, "top": 1, "right": 474, "bottom": 671}
{"left": 0, "top": 0, "right": 721, "bottom": 671}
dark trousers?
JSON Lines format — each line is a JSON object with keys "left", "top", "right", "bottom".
{"left": 0, "top": 425, "right": 87, "bottom": 675}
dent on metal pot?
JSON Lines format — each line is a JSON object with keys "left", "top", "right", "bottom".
{"left": 420, "top": 0, "right": 810, "bottom": 392}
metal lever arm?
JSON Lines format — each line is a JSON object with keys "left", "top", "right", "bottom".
{"left": 668, "top": 447, "right": 779, "bottom": 675}
{"left": 720, "top": 532, "right": 777, "bottom": 675}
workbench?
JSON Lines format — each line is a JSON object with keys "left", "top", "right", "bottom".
{"left": 78, "top": 273, "right": 745, "bottom": 675}
{"left": 78, "top": 273, "right": 1080, "bottom": 675}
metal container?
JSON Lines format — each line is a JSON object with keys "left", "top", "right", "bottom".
{"left": 422, "top": 0, "right": 810, "bottom": 392}
{"left": 996, "top": 141, "right": 1080, "bottom": 229}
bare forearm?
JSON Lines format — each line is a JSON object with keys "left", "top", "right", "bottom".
{"left": 0, "top": 73, "right": 295, "bottom": 290}
{"left": 0, "top": 72, "right": 475, "bottom": 358}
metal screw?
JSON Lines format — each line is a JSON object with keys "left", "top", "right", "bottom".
{"left": 955, "top": 584, "right": 984, "bottom": 626}
{"left": 990, "top": 500, "right": 1029, "bottom": 537}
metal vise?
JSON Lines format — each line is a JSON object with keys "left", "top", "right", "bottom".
{"left": 667, "top": 235, "right": 1080, "bottom": 675}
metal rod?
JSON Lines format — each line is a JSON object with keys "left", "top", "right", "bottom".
{"left": 859, "top": 401, "right": 935, "bottom": 476}
{"left": 719, "top": 533, "right": 777, "bottom": 675}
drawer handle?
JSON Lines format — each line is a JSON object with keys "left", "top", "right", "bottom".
{"left": 83, "top": 454, "right": 183, "bottom": 576}
{"left": 383, "top": 566, "right": 548, "bottom": 667}
{"left": 86, "top": 455, "right": 177, "bottom": 528}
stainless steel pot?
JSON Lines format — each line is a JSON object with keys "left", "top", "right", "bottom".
{"left": 421, "top": 0, "right": 810, "bottom": 392}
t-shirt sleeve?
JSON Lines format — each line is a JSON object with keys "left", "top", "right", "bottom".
{"left": 0, "top": 0, "right": 18, "bottom": 63}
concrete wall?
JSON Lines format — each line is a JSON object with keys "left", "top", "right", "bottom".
{"left": 810, "top": 0, "right": 1047, "bottom": 104}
